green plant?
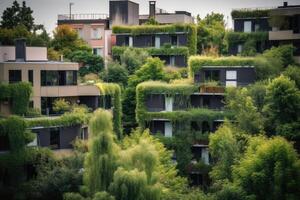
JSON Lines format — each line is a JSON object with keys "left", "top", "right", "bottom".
{"left": 231, "top": 9, "right": 271, "bottom": 19}
{"left": 53, "top": 98, "right": 72, "bottom": 113}
{"left": 0, "top": 82, "right": 32, "bottom": 115}
{"left": 96, "top": 83, "right": 122, "bottom": 139}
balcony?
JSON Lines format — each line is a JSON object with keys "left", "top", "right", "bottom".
{"left": 199, "top": 85, "right": 225, "bottom": 94}
{"left": 269, "top": 30, "right": 300, "bottom": 40}
{"left": 58, "top": 13, "right": 109, "bottom": 21}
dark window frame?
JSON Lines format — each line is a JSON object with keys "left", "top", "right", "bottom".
{"left": 9, "top": 70, "right": 22, "bottom": 84}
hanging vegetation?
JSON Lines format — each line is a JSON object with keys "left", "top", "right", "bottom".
{"left": 96, "top": 83, "right": 123, "bottom": 139}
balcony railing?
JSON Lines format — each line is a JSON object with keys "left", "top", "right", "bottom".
{"left": 58, "top": 13, "right": 109, "bottom": 21}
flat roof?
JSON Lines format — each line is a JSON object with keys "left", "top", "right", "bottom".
{"left": 0, "top": 61, "right": 78, "bottom": 64}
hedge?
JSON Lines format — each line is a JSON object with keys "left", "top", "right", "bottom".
{"left": 231, "top": 9, "right": 271, "bottom": 19}
{"left": 112, "top": 46, "right": 190, "bottom": 58}
{"left": 96, "top": 83, "right": 123, "bottom": 139}
{"left": 226, "top": 31, "right": 268, "bottom": 45}
{"left": 188, "top": 56, "right": 255, "bottom": 77}
{"left": 0, "top": 82, "right": 32, "bottom": 115}
{"left": 112, "top": 24, "right": 197, "bottom": 55}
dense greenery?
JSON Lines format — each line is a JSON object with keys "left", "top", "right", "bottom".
{"left": 96, "top": 83, "right": 123, "bottom": 139}
{"left": 231, "top": 9, "right": 271, "bottom": 19}
{"left": 0, "top": 82, "right": 32, "bottom": 115}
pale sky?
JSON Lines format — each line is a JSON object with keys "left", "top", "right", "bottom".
{"left": 0, "top": 0, "right": 300, "bottom": 35}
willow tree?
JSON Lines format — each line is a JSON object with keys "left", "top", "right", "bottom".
{"left": 84, "top": 109, "right": 119, "bottom": 195}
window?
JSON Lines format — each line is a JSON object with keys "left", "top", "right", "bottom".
{"left": 41, "top": 71, "right": 76, "bottom": 86}
{"left": 28, "top": 70, "right": 33, "bottom": 85}
{"left": 29, "top": 101, "right": 34, "bottom": 108}
{"left": 244, "top": 21, "right": 252, "bottom": 32}
{"left": 155, "top": 36, "right": 160, "bottom": 48}
{"left": 93, "top": 48, "right": 103, "bottom": 56}
{"left": 226, "top": 71, "right": 237, "bottom": 80}
{"left": 50, "top": 128, "right": 60, "bottom": 149}
{"left": 171, "top": 35, "right": 178, "bottom": 46}
{"left": 164, "top": 121, "right": 172, "bottom": 137}
{"left": 9, "top": 70, "right": 21, "bottom": 83}
{"left": 80, "top": 127, "right": 88, "bottom": 140}
{"left": 129, "top": 36, "right": 133, "bottom": 47}
{"left": 237, "top": 44, "right": 243, "bottom": 53}
{"left": 255, "top": 24, "right": 260, "bottom": 32}
{"left": 165, "top": 97, "right": 173, "bottom": 112}
{"left": 226, "top": 81, "right": 237, "bottom": 87}
{"left": 203, "top": 96, "right": 210, "bottom": 108}
{"left": 170, "top": 56, "right": 175, "bottom": 66}
{"left": 91, "top": 28, "right": 101, "bottom": 39}
{"left": 204, "top": 70, "right": 220, "bottom": 82}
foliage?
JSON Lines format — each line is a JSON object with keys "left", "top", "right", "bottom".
{"left": 53, "top": 98, "right": 72, "bottom": 113}
{"left": 84, "top": 109, "right": 119, "bottom": 195}
{"left": 93, "top": 192, "right": 115, "bottom": 200}
{"left": 51, "top": 25, "right": 91, "bottom": 58}
{"left": 63, "top": 193, "right": 86, "bottom": 200}
{"left": 247, "top": 81, "right": 267, "bottom": 112}
{"left": 144, "top": 17, "right": 159, "bottom": 25}
{"left": 283, "top": 65, "right": 300, "bottom": 89}
{"left": 100, "top": 61, "right": 128, "bottom": 87}
{"left": 209, "top": 123, "right": 240, "bottom": 182}
{"left": 233, "top": 136, "right": 300, "bottom": 200}
{"left": 225, "top": 87, "right": 264, "bottom": 134}
{"left": 0, "top": 82, "right": 32, "bottom": 115}
{"left": 231, "top": 9, "right": 270, "bottom": 19}
{"left": 26, "top": 106, "right": 90, "bottom": 128}
{"left": 1, "top": 1, "right": 34, "bottom": 31}
{"left": 197, "top": 12, "right": 226, "bottom": 55}
{"left": 263, "top": 75, "right": 300, "bottom": 139}
{"left": 112, "top": 24, "right": 197, "bottom": 55}
{"left": 263, "top": 44, "right": 295, "bottom": 67}
{"left": 69, "top": 50, "right": 104, "bottom": 76}
{"left": 96, "top": 83, "right": 123, "bottom": 139}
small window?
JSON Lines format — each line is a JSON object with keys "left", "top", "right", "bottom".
{"left": 91, "top": 28, "right": 101, "bottom": 39}
{"left": 164, "top": 121, "right": 173, "bottom": 137}
{"left": 171, "top": 35, "right": 178, "bottom": 46}
{"left": 28, "top": 70, "right": 33, "bottom": 85}
{"left": 226, "top": 71, "right": 237, "bottom": 80}
{"left": 226, "top": 81, "right": 237, "bottom": 87}
{"left": 244, "top": 21, "right": 252, "bottom": 33}
{"left": 93, "top": 48, "right": 103, "bottom": 56}
{"left": 29, "top": 101, "right": 34, "bottom": 108}
{"left": 155, "top": 36, "right": 160, "bottom": 48}
{"left": 203, "top": 96, "right": 210, "bottom": 108}
{"left": 9, "top": 70, "right": 22, "bottom": 84}
{"left": 77, "top": 28, "right": 83, "bottom": 38}
{"left": 237, "top": 44, "right": 243, "bottom": 53}
{"left": 50, "top": 128, "right": 60, "bottom": 149}
{"left": 204, "top": 70, "right": 220, "bottom": 82}
{"left": 129, "top": 36, "right": 133, "bottom": 47}
{"left": 255, "top": 24, "right": 260, "bottom": 32}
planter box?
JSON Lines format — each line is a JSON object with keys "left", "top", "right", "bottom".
{"left": 200, "top": 85, "right": 225, "bottom": 93}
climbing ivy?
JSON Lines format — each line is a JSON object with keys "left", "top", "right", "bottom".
{"left": 0, "top": 82, "right": 32, "bottom": 115}
{"left": 96, "top": 83, "right": 123, "bottom": 139}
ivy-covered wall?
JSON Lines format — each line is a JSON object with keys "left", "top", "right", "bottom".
{"left": 112, "top": 46, "right": 190, "bottom": 58}
{"left": 0, "top": 82, "right": 32, "bottom": 115}
{"left": 96, "top": 83, "right": 123, "bottom": 139}
{"left": 112, "top": 24, "right": 197, "bottom": 55}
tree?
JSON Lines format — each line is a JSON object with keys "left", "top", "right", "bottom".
{"left": 283, "top": 65, "right": 300, "bottom": 89}
{"left": 53, "top": 98, "right": 71, "bottom": 114}
{"left": 51, "top": 25, "right": 91, "bottom": 58}
{"left": 225, "top": 87, "right": 264, "bottom": 134}
{"left": 120, "top": 48, "right": 149, "bottom": 75}
{"left": 209, "top": 123, "right": 240, "bottom": 182}
{"left": 1, "top": 1, "right": 34, "bottom": 31}
{"left": 100, "top": 61, "right": 128, "bottom": 86}
{"left": 233, "top": 136, "right": 300, "bottom": 200}
{"left": 84, "top": 109, "right": 119, "bottom": 195}
{"left": 69, "top": 50, "right": 104, "bottom": 76}
{"left": 197, "top": 12, "right": 226, "bottom": 55}
{"left": 263, "top": 75, "right": 300, "bottom": 138}
{"left": 263, "top": 45, "right": 295, "bottom": 67}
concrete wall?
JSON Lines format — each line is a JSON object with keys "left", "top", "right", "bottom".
{"left": 0, "top": 46, "right": 47, "bottom": 62}
{"left": 110, "top": 0, "right": 139, "bottom": 26}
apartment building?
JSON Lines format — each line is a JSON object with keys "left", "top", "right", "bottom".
{"left": 269, "top": 2, "right": 300, "bottom": 63}
{"left": 230, "top": 2, "right": 300, "bottom": 63}
{"left": 0, "top": 40, "right": 102, "bottom": 151}
{"left": 136, "top": 56, "right": 256, "bottom": 186}
{"left": 57, "top": 14, "right": 111, "bottom": 58}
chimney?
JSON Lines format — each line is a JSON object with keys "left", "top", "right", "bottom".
{"left": 149, "top": 1, "right": 156, "bottom": 19}
{"left": 15, "top": 38, "right": 26, "bottom": 62}
{"left": 283, "top": 2, "right": 288, "bottom": 7}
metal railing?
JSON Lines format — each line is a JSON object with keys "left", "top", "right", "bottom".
{"left": 58, "top": 13, "right": 109, "bottom": 21}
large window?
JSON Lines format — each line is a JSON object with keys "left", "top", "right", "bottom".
{"left": 41, "top": 71, "right": 77, "bottom": 86}
{"left": 204, "top": 70, "right": 220, "bottom": 82}
{"left": 9, "top": 70, "right": 21, "bottom": 84}
{"left": 171, "top": 35, "right": 178, "bottom": 46}
{"left": 50, "top": 128, "right": 60, "bottom": 149}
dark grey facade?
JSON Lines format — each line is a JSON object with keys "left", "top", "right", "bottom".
{"left": 194, "top": 67, "right": 256, "bottom": 87}
{"left": 190, "top": 94, "right": 224, "bottom": 110}
{"left": 109, "top": 0, "right": 139, "bottom": 26}
{"left": 32, "top": 125, "right": 86, "bottom": 149}
{"left": 233, "top": 18, "right": 271, "bottom": 32}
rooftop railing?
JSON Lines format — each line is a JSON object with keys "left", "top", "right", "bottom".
{"left": 58, "top": 13, "right": 109, "bottom": 21}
